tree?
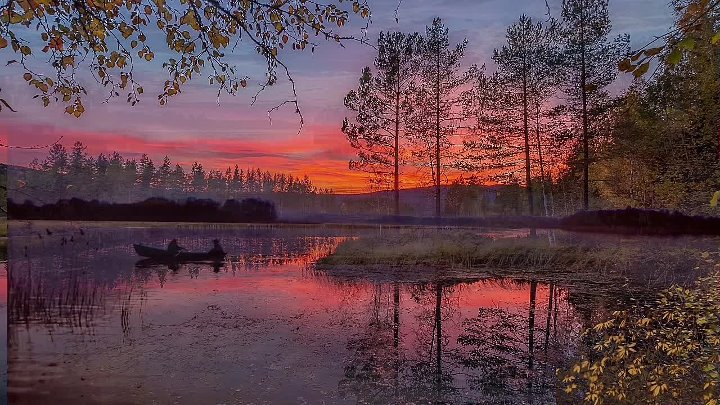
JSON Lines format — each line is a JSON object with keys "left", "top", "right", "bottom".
{"left": 411, "top": 18, "right": 476, "bottom": 218}
{"left": 343, "top": 31, "right": 421, "bottom": 215}
{"left": 492, "top": 15, "right": 559, "bottom": 216}
{"left": 94, "top": 153, "right": 110, "bottom": 199}
{"left": 138, "top": 154, "right": 155, "bottom": 191}
{"left": 190, "top": 162, "right": 206, "bottom": 193}
{"left": 558, "top": 0, "right": 629, "bottom": 210}
{"left": 619, "top": 0, "right": 720, "bottom": 76}
{"left": 68, "top": 141, "right": 88, "bottom": 177}
{"left": 156, "top": 156, "right": 173, "bottom": 191}
{"left": 231, "top": 165, "right": 243, "bottom": 195}
{"left": 0, "top": 0, "right": 372, "bottom": 117}
{"left": 207, "top": 169, "right": 225, "bottom": 194}
{"left": 571, "top": 1, "right": 720, "bottom": 213}
{"left": 170, "top": 164, "right": 186, "bottom": 195}
{"left": 42, "top": 143, "right": 68, "bottom": 194}
{"left": 123, "top": 158, "right": 138, "bottom": 200}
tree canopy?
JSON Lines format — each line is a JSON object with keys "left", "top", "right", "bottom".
{"left": 0, "top": 0, "right": 372, "bottom": 116}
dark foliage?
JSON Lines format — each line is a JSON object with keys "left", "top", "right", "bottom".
{"left": 560, "top": 208, "right": 720, "bottom": 236}
{"left": 8, "top": 197, "right": 277, "bottom": 223}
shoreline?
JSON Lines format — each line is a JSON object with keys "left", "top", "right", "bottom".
{"left": 7, "top": 207, "right": 720, "bottom": 236}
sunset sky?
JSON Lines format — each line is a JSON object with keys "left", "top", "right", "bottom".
{"left": 0, "top": 0, "right": 673, "bottom": 193}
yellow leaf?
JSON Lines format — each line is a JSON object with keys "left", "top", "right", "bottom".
{"left": 180, "top": 10, "right": 200, "bottom": 30}
{"left": 710, "top": 191, "right": 720, "bottom": 207}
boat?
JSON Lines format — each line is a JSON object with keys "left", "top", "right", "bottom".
{"left": 133, "top": 244, "right": 226, "bottom": 262}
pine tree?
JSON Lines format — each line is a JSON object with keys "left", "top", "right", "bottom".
{"left": 191, "top": 162, "right": 206, "bottom": 193}
{"left": 343, "top": 31, "right": 421, "bottom": 215}
{"left": 156, "top": 156, "right": 173, "bottom": 191}
{"left": 493, "top": 15, "right": 559, "bottom": 215}
{"left": 138, "top": 154, "right": 156, "bottom": 192}
{"left": 558, "top": 0, "right": 629, "bottom": 210}
{"left": 411, "top": 18, "right": 477, "bottom": 217}
{"left": 171, "top": 164, "right": 186, "bottom": 195}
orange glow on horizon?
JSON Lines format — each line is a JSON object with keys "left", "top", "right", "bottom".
{"left": 2, "top": 122, "right": 493, "bottom": 194}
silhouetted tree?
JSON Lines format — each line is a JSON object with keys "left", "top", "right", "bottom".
{"left": 191, "top": 162, "right": 206, "bottom": 193}
{"left": 156, "top": 156, "right": 173, "bottom": 191}
{"left": 558, "top": 0, "right": 629, "bottom": 210}
{"left": 343, "top": 31, "right": 422, "bottom": 215}
{"left": 410, "top": 18, "right": 477, "bottom": 217}
{"left": 493, "top": 15, "right": 559, "bottom": 215}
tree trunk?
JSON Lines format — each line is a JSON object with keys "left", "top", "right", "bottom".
{"left": 394, "top": 79, "right": 401, "bottom": 216}
{"left": 522, "top": 61, "right": 534, "bottom": 216}
{"left": 435, "top": 41, "right": 442, "bottom": 218}
{"left": 580, "top": 10, "right": 590, "bottom": 211}
{"left": 535, "top": 102, "right": 549, "bottom": 217}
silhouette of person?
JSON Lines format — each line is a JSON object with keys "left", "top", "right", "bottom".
{"left": 167, "top": 239, "right": 185, "bottom": 255}
{"left": 208, "top": 239, "right": 225, "bottom": 256}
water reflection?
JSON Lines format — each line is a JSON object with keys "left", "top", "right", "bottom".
{"left": 337, "top": 279, "right": 584, "bottom": 405}
{"left": 6, "top": 224, "right": 691, "bottom": 405}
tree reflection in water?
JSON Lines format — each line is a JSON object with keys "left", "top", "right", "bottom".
{"left": 340, "top": 279, "right": 582, "bottom": 405}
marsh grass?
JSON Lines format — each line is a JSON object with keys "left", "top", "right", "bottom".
{"left": 9, "top": 270, "right": 106, "bottom": 330}
{"left": 317, "top": 231, "right": 712, "bottom": 290}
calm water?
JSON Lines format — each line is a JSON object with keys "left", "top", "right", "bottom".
{"left": 5, "top": 223, "right": 710, "bottom": 405}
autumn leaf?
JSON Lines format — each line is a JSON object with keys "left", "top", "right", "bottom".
{"left": 667, "top": 48, "right": 683, "bottom": 66}
{"left": 677, "top": 37, "right": 696, "bottom": 51}
{"left": 633, "top": 62, "right": 650, "bottom": 78}
{"left": 618, "top": 59, "right": 632, "bottom": 72}
{"left": 710, "top": 191, "right": 720, "bottom": 207}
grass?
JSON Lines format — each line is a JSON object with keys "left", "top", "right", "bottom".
{"left": 317, "top": 231, "right": 713, "bottom": 290}
{"left": 320, "top": 234, "right": 601, "bottom": 268}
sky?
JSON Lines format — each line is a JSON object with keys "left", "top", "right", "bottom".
{"left": 0, "top": 0, "right": 674, "bottom": 193}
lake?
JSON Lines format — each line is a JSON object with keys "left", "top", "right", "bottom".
{"left": 5, "top": 222, "right": 713, "bottom": 405}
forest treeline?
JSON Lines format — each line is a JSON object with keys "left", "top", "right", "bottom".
{"left": 343, "top": 0, "right": 720, "bottom": 216}
{"left": 8, "top": 142, "right": 549, "bottom": 217}
{"left": 8, "top": 197, "right": 278, "bottom": 223}
{"left": 15, "top": 141, "right": 332, "bottom": 207}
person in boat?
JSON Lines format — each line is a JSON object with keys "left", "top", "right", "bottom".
{"left": 167, "top": 239, "right": 185, "bottom": 255}
{"left": 208, "top": 239, "right": 226, "bottom": 256}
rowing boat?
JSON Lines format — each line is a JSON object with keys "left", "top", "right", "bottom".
{"left": 133, "top": 244, "right": 226, "bottom": 261}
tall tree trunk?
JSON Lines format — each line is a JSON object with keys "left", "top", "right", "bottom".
{"left": 435, "top": 42, "right": 442, "bottom": 218}
{"left": 580, "top": 10, "right": 590, "bottom": 211}
{"left": 535, "top": 103, "right": 549, "bottom": 217}
{"left": 523, "top": 62, "right": 534, "bottom": 216}
{"left": 394, "top": 79, "right": 401, "bottom": 216}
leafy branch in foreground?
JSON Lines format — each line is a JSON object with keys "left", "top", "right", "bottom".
{"left": 619, "top": 0, "right": 720, "bottom": 77}
{"left": 560, "top": 262, "right": 720, "bottom": 405}
{"left": 0, "top": 0, "right": 372, "bottom": 117}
